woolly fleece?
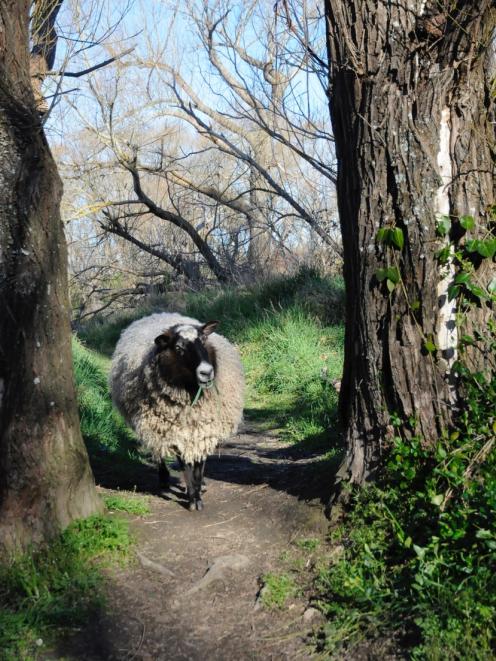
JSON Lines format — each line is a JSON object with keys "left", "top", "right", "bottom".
{"left": 110, "top": 313, "right": 245, "bottom": 464}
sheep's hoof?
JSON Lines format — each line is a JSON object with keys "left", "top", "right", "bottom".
{"left": 195, "top": 499, "right": 204, "bottom": 511}
{"left": 188, "top": 501, "right": 195, "bottom": 511}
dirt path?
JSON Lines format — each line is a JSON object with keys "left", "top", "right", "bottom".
{"left": 58, "top": 423, "right": 331, "bottom": 660}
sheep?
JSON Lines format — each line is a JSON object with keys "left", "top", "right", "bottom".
{"left": 110, "top": 312, "right": 244, "bottom": 511}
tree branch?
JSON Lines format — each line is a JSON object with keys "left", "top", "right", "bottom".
{"left": 49, "top": 47, "right": 135, "bottom": 78}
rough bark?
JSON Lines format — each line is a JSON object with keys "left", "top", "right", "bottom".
{"left": 0, "top": 1, "right": 101, "bottom": 555}
{"left": 30, "top": 0, "right": 63, "bottom": 113}
{"left": 325, "top": 1, "right": 495, "bottom": 491}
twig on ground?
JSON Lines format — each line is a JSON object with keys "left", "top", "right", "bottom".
{"left": 203, "top": 514, "right": 242, "bottom": 528}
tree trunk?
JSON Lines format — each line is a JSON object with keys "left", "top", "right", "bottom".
{"left": 0, "top": 1, "right": 101, "bottom": 556}
{"left": 325, "top": 1, "right": 495, "bottom": 491}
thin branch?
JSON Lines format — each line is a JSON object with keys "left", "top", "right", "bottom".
{"left": 48, "top": 47, "right": 135, "bottom": 78}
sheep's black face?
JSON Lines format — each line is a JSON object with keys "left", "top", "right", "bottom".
{"left": 154, "top": 321, "right": 218, "bottom": 391}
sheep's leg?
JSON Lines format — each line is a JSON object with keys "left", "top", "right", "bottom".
{"left": 183, "top": 463, "right": 196, "bottom": 511}
{"left": 182, "top": 461, "right": 205, "bottom": 511}
{"left": 193, "top": 460, "right": 205, "bottom": 511}
{"left": 158, "top": 460, "right": 170, "bottom": 489}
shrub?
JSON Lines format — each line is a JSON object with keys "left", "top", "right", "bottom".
{"left": 316, "top": 365, "right": 496, "bottom": 659}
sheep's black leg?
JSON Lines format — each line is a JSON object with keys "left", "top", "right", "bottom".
{"left": 158, "top": 460, "right": 170, "bottom": 489}
{"left": 193, "top": 460, "right": 205, "bottom": 511}
{"left": 183, "top": 463, "right": 196, "bottom": 511}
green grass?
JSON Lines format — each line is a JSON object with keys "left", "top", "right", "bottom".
{"left": 241, "top": 309, "right": 343, "bottom": 446}
{"left": 294, "top": 538, "right": 320, "bottom": 552}
{"left": 0, "top": 515, "right": 132, "bottom": 661}
{"left": 260, "top": 572, "right": 299, "bottom": 609}
{"left": 72, "top": 337, "right": 133, "bottom": 454}
{"left": 104, "top": 493, "right": 151, "bottom": 516}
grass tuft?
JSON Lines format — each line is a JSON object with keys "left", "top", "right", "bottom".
{"left": 260, "top": 572, "right": 299, "bottom": 609}
{"left": 104, "top": 493, "right": 151, "bottom": 516}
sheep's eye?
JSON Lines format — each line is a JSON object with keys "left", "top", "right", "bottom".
{"left": 175, "top": 344, "right": 185, "bottom": 355}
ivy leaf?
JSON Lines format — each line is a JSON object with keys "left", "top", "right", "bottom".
{"left": 488, "top": 277, "right": 496, "bottom": 295}
{"left": 454, "top": 272, "right": 471, "bottom": 285}
{"left": 436, "top": 246, "right": 451, "bottom": 264}
{"left": 386, "top": 266, "right": 400, "bottom": 284}
{"left": 466, "top": 239, "right": 496, "bottom": 258}
{"left": 376, "top": 228, "right": 388, "bottom": 243}
{"left": 436, "top": 215, "right": 451, "bottom": 237}
{"left": 467, "top": 283, "right": 488, "bottom": 300}
{"left": 481, "top": 238, "right": 496, "bottom": 258}
{"left": 386, "top": 278, "right": 396, "bottom": 292}
{"left": 448, "top": 284, "right": 460, "bottom": 300}
{"left": 459, "top": 215, "right": 475, "bottom": 231}
{"left": 391, "top": 227, "right": 404, "bottom": 250}
{"left": 437, "top": 446, "right": 447, "bottom": 459}
{"left": 476, "top": 240, "right": 492, "bottom": 258}
{"left": 424, "top": 339, "right": 437, "bottom": 353}
{"left": 413, "top": 545, "right": 426, "bottom": 560}
{"left": 375, "top": 268, "right": 388, "bottom": 282}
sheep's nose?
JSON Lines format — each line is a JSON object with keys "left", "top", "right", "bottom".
{"left": 197, "top": 362, "right": 214, "bottom": 384}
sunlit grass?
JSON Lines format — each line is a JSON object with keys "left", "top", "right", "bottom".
{"left": 0, "top": 515, "right": 132, "bottom": 660}
{"left": 104, "top": 493, "right": 151, "bottom": 516}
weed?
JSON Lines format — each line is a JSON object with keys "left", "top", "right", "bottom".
{"left": 260, "top": 572, "right": 299, "bottom": 609}
{"left": 294, "top": 538, "right": 320, "bottom": 552}
{"left": 104, "top": 493, "right": 151, "bottom": 516}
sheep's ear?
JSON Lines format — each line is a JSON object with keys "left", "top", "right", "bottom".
{"left": 155, "top": 330, "right": 173, "bottom": 351}
{"left": 200, "top": 320, "right": 219, "bottom": 336}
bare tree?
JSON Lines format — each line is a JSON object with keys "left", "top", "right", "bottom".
{"left": 0, "top": 0, "right": 103, "bottom": 554}
{"left": 56, "top": 0, "right": 340, "bottom": 299}
{"left": 325, "top": 0, "right": 495, "bottom": 496}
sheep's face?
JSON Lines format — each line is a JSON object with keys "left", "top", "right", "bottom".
{"left": 154, "top": 321, "right": 218, "bottom": 391}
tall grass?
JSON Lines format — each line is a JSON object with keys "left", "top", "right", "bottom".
{"left": 72, "top": 338, "right": 148, "bottom": 488}
{"left": 79, "top": 267, "right": 345, "bottom": 354}
{"left": 242, "top": 309, "right": 344, "bottom": 445}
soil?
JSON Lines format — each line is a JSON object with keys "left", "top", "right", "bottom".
{"left": 51, "top": 423, "right": 334, "bottom": 660}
